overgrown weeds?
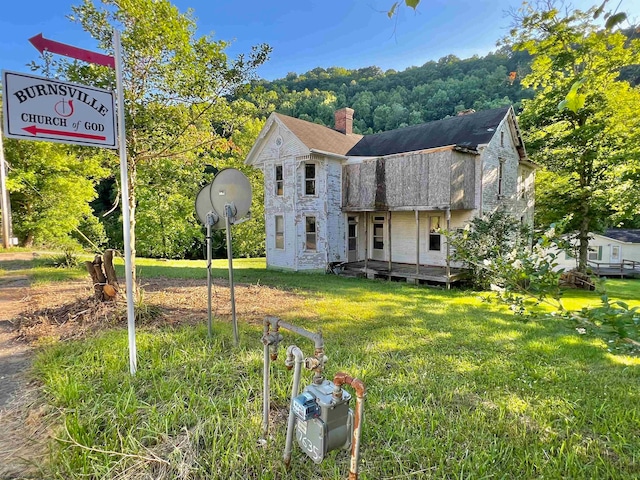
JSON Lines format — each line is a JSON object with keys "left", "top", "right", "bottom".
{"left": 31, "top": 263, "right": 640, "bottom": 479}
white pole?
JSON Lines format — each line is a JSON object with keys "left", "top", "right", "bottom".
{"left": 113, "top": 29, "right": 137, "bottom": 375}
{"left": 0, "top": 129, "right": 11, "bottom": 249}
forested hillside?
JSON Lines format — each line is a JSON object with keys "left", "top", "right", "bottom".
{"left": 250, "top": 27, "right": 638, "bottom": 135}
{"left": 248, "top": 48, "right": 534, "bottom": 133}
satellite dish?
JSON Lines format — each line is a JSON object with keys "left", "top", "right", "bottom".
{"left": 195, "top": 182, "right": 216, "bottom": 225}
{"left": 209, "top": 168, "right": 252, "bottom": 230}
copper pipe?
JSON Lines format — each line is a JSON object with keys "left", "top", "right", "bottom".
{"left": 333, "top": 372, "right": 366, "bottom": 480}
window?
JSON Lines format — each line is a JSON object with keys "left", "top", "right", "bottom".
{"left": 275, "top": 165, "right": 283, "bottom": 196}
{"left": 373, "top": 216, "right": 385, "bottom": 250}
{"left": 500, "top": 131, "right": 505, "bottom": 147}
{"left": 348, "top": 217, "right": 357, "bottom": 252}
{"left": 497, "top": 159, "right": 505, "bottom": 197}
{"left": 588, "top": 246, "right": 603, "bottom": 261}
{"left": 305, "top": 217, "right": 317, "bottom": 251}
{"left": 429, "top": 215, "right": 441, "bottom": 251}
{"left": 305, "top": 163, "right": 316, "bottom": 195}
{"left": 518, "top": 172, "right": 526, "bottom": 199}
{"left": 275, "top": 215, "right": 284, "bottom": 249}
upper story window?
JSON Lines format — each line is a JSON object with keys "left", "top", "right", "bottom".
{"left": 305, "top": 163, "right": 316, "bottom": 195}
{"left": 500, "top": 131, "right": 505, "bottom": 147}
{"left": 275, "top": 165, "right": 283, "bottom": 196}
{"left": 498, "top": 158, "right": 505, "bottom": 198}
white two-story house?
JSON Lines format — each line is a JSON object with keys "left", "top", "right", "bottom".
{"left": 245, "top": 106, "right": 535, "bottom": 285}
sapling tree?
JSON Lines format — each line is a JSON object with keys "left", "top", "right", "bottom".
{"left": 41, "top": 0, "right": 271, "bottom": 281}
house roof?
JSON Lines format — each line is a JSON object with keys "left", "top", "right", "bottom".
{"left": 603, "top": 229, "right": 640, "bottom": 244}
{"left": 346, "top": 106, "right": 511, "bottom": 157}
{"left": 274, "top": 113, "right": 362, "bottom": 156}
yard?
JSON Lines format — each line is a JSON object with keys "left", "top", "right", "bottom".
{"left": 2, "top": 254, "right": 639, "bottom": 479}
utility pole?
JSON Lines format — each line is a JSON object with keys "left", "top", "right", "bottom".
{"left": 0, "top": 127, "right": 12, "bottom": 249}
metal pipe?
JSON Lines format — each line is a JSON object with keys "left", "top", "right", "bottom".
{"left": 283, "top": 345, "right": 304, "bottom": 467}
{"left": 333, "top": 372, "right": 366, "bottom": 480}
{"left": 262, "top": 321, "right": 271, "bottom": 438}
{"left": 206, "top": 213, "right": 213, "bottom": 338}
{"left": 224, "top": 203, "right": 239, "bottom": 346}
{"left": 275, "top": 318, "right": 323, "bottom": 351}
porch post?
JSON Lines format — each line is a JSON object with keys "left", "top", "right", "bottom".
{"left": 388, "top": 211, "right": 392, "bottom": 273}
{"left": 364, "top": 211, "right": 368, "bottom": 271}
{"left": 415, "top": 209, "right": 420, "bottom": 275}
{"left": 446, "top": 207, "right": 451, "bottom": 290}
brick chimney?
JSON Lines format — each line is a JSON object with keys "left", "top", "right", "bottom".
{"left": 334, "top": 107, "right": 354, "bottom": 135}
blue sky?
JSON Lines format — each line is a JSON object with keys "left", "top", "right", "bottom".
{"left": 1, "top": 0, "right": 639, "bottom": 81}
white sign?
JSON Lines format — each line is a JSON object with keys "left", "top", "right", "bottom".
{"left": 2, "top": 70, "right": 117, "bottom": 149}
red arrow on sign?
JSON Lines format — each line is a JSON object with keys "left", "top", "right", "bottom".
{"left": 29, "top": 33, "right": 115, "bottom": 69}
{"left": 22, "top": 125, "right": 107, "bottom": 141}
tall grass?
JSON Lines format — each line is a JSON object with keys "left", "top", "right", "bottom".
{"left": 32, "top": 261, "right": 640, "bottom": 479}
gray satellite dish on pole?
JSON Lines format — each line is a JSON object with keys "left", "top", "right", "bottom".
{"left": 209, "top": 168, "right": 252, "bottom": 346}
{"left": 209, "top": 168, "right": 252, "bottom": 230}
{"left": 194, "top": 168, "right": 252, "bottom": 346}
{"left": 195, "top": 182, "right": 216, "bottom": 225}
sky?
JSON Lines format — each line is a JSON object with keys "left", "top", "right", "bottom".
{"left": 1, "top": 0, "right": 639, "bottom": 82}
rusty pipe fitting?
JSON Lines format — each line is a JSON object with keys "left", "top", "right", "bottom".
{"left": 333, "top": 372, "right": 366, "bottom": 480}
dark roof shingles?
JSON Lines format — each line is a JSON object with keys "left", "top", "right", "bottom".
{"left": 347, "top": 106, "right": 510, "bottom": 157}
{"left": 604, "top": 229, "right": 640, "bottom": 243}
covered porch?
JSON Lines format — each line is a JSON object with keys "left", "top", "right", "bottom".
{"left": 339, "top": 260, "right": 467, "bottom": 288}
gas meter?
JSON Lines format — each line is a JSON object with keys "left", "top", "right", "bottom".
{"left": 292, "top": 380, "right": 353, "bottom": 464}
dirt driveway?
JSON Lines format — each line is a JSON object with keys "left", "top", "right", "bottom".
{"left": 0, "top": 253, "right": 40, "bottom": 479}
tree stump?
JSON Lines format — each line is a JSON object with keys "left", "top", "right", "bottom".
{"left": 85, "top": 251, "right": 120, "bottom": 301}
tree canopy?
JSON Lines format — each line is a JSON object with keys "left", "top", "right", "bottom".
{"left": 505, "top": 0, "right": 640, "bottom": 271}
{"left": 50, "top": 0, "right": 271, "bottom": 269}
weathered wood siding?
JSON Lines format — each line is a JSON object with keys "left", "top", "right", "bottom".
{"left": 480, "top": 117, "right": 535, "bottom": 228}
{"left": 342, "top": 150, "right": 476, "bottom": 211}
{"left": 326, "top": 160, "right": 346, "bottom": 263}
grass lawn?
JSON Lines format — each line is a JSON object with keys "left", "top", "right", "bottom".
{"left": 22, "top": 257, "right": 640, "bottom": 478}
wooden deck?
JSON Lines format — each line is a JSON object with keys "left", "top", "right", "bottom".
{"left": 339, "top": 260, "right": 467, "bottom": 287}
{"left": 588, "top": 260, "right": 640, "bottom": 278}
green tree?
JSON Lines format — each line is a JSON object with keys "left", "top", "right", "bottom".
{"left": 505, "top": 1, "right": 640, "bottom": 272}
{"left": 52, "top": 0, "right": 270, "bottom": 280}
{"left": 3, "top": 138, "right": 107, "bottom": 248}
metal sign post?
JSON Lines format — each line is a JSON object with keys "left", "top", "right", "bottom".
{"left": 113, "top": 29, "right": 137, "bottom": 375}
{"left": 0, "top": 128, "right": 12, "bottom": 249}
{"left": 5, "top": 29, "right": 137, "bottom": 374}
